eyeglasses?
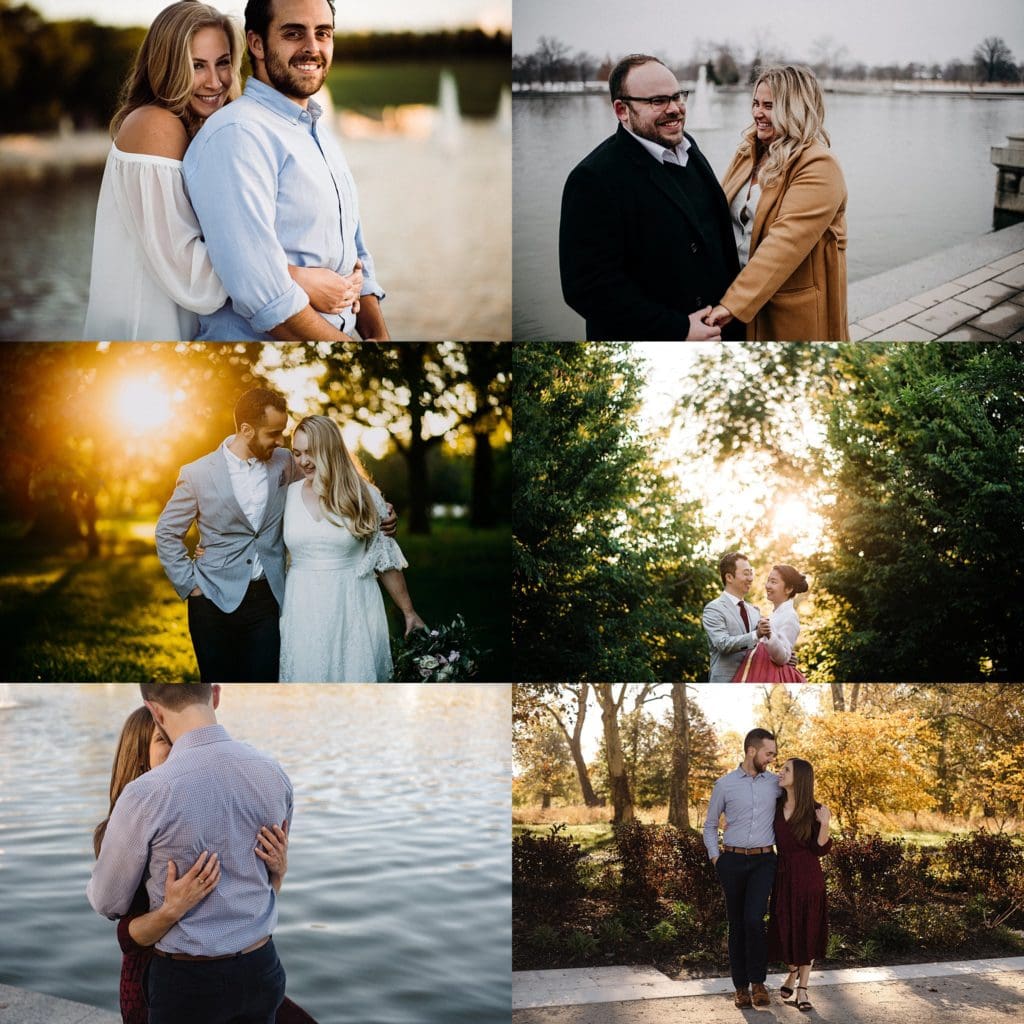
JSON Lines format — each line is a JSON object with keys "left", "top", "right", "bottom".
{"left": 618, "top": 91, "right": 688, "bottom": 111}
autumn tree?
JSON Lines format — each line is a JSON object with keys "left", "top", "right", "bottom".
{"left": 514, "top": 716, "right": 577, "bottom": 809}
{"left": 594, "top": 684, "right": 634, "bottom": 824}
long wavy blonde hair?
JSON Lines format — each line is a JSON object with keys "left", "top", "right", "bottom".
{"left": 110, "top": 1, "right": 243, "bottom": 140}
{"left": 746, "top": 64, "right": 830, "bottom": 190}
{"left": 294, "top": 415, "right": 380, "bottom": 539}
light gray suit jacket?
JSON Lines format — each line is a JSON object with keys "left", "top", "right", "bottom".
{"left": 703, "top": 593, "right": 760, "bottom": 682}
{"left": 155, "top": 443, "right": 302, "bottom": 613}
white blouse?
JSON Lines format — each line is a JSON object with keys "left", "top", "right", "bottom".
{"left": 83, "top": 144, "right": 227, "bottom": 340}
{"left": 763, "top": 598, "right": 801, "bottom": 665}
{"left": 729, "top": 178, "right": 761, "bottom": 268}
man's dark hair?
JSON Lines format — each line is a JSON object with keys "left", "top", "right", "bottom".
{"left": 140, "top": 684, "right": 213, "bottom": 710}
{"left": 244, "top": 0, "right": 336, "bottom": 55}
{"left": 743, "top": 728, "right": 775, "bottom": 754}
{"left": 718, "top": 551, "right": 749, "bottom": 588}
{"left": 608, "top": 53, "right": 667, "bottom": 102}
{"left": 234, "top": 387, "right": 287, "bottom": 432}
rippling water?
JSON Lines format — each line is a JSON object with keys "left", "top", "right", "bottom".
{"left": 0, "top": 684, "right": 511, "bottom": 1023}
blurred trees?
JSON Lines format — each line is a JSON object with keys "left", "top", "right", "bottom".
{"left": 973, "top": 36, "right": 1020, "bottom": 83}
{"left": 513, "top": 343, "right": 717, "bottom": 682}
{"left": 513, "top": 715, "right": 577, "bottom": 809}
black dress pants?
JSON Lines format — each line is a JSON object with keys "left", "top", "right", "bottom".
{"left": 187, "top": 578, "right": 280, "bottom": 682}
{"left": 716, "top": 849, "right": 777, "bottom": 989}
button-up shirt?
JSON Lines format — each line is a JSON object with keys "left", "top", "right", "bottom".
{"left": 703, "top": 764, "right": 781, "bottom": 860}
{"left": 223, "top": 437, "right": 269, "bottom": 581}
{"left": 87, "top": 724, "right": 293, "bottom": 956}
{"left": 625, "top": 125, "right": 691, "bottom": 166}
{"left": 183, "top": 77, "right": 383, "bottom": 340}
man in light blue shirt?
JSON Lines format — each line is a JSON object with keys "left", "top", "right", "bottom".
{"left": 87, "top": 684, "right": 293, "bottom": 1024}
{"left": 184, "top": 0, "right": 388, "bottom": 342}
{"left": 704, "top": 728, "right": 781, "bottom": 1009}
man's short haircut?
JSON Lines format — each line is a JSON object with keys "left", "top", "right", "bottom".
{"left": 743, "top": 728, "right": 776, "bottom": 754}
{"left": 140, "top": 684, "right": 213, "bottom": 709}
{"left": 234, "top": 387, "right": 288, "bottom": 432}
{"left": 608, "top": 54, "right": 666, "bottom": 102}
{"left": 244, "top": 0, "right": 336, "bottom": 43}
{"left": 719, "top": 551, "right": 749, "bottom": 588}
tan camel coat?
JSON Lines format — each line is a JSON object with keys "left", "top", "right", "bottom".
{"left": 720, "top": 139, "right": 849, "bottom": 341}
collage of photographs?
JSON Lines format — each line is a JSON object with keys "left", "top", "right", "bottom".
{"left": 0, "top": 0, "right": 1023, "bottom": 1022}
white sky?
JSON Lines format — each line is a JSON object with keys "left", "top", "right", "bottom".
{"left": 32, "top": 0, "right": 511, "bottom": 32}
{"left": 513, "top": 0, "right": 1024, "bottom": 69}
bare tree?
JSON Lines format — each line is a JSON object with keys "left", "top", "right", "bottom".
{"left": 668, "top": 684, "right": 690, "bottom": 828}
{"left": 973, "top": 37, "right": 1018, "bottom": 83}
{"left": 594, "top": 683, "right": 634, "bottom": 823}
{"left": 544, "top": 684, "right": 600, "bottom": 806}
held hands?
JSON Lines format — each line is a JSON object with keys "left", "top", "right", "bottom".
{"left": 705, "top": 304, "right": 734, "bottom": 327}
{"left": 163, "top": 850, "right": 220, "bottom": 920}
{"left": 255, "top": 820, "right": 289, "bottom": 883}
{"left": 756, "top": 617, "right": 772, "bottom": 639}
{"left": 291, "top": 261, "right": 363, "bottom": 316}
{"left": 687, "top": 306, "right": 721, "bottom": 340}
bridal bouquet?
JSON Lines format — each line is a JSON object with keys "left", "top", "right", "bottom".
{"left": 393, "top": 614, "right": 487, "bottom": 682}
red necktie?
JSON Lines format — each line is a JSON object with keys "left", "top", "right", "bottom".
{"left": 738, "top": 601, "right": 750, "bottom": 632}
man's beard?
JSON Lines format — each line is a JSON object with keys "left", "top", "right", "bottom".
{"left": 249, "top": 437, "right": 276, "bottom": 462}
{"left": 263, "top": 45, "right": 327, "bottom": 100}
{"left": 628, "top": 109, "right": 684, "bottom": 148}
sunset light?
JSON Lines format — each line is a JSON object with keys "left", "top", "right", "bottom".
{"left": 113, "top": 373, "right": 181, "bottom": 433}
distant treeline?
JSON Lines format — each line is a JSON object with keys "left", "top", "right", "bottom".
{"left": 0, "top": 1, "right": 510, "bottom": 133}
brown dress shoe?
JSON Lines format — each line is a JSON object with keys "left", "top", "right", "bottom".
{"left": 734, "top": 988, "right": 752, "bottom": 1008}
{"left": 751, "top": 983, "right": 771, "bottom": 1007}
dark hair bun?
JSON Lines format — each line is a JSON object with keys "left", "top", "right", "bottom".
{"left": 774, "top": 564, "right": 808, "bottom": 596}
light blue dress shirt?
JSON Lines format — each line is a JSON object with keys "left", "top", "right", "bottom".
{"left": 183, "top": 77, "right": 383, "bottom": 340}
{"left": 703, "top": 764, "right": 781, "bottom": 860}
{"left": 87, "top": 724, "right": 293, "bottom": 956}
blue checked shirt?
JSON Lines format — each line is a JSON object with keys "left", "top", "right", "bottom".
{"left": 183, "top": 77, "right": 383, "bottom": 340}
{"left": 703, "top": 764, "right": 781, "bottom": 861}
{"left": 87, "top": 724, "right": 293, "bottom": 956}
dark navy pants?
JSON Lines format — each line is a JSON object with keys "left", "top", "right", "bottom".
{"left": 187, "top": 578, "right": 280, "bottom": 682}
{"left": 147, "top": 937, "right": 286, "bottom": 1024}
{"left": 715, "top": 850, "right": 777, "bottom": 989}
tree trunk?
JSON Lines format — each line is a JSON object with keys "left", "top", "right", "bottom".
{"left": 830, "top": 683, "right": 846, "bottom": 712}
{"left": 668, "top": 684, "right": 690, "bottom": 829}
{"left": 549, "top": 685, "right": 599, "bottom": 806}
{"left": 541, "top": 791, "right": 551, "bottom": 809}
{"left": 595, "top": 684, "right": 634, "bottom": 824}
{"left": 469, "top": 420, "right": 495, "bottom": 527}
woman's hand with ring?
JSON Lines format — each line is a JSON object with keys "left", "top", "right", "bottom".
{"left": 255, "top": 820, "right": 289, "bottom": 885}
{"left": 162, "top": 850, "right": 220, "bottom": 921}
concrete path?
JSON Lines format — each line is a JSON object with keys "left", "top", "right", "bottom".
{"left": 513, "top": 958, "right": 1024, "bottom": 1023}
{"left": 0, "top": 984, "right": 119, "bottom": 1024}
{"left": 848, "top": 221, "right": 1024, "bottom": 340}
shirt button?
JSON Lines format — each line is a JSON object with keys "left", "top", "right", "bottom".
{"left": 246, "top": 558, "right": 252, "bottom": 564}
{"left": 690, "top": 242, "right": 698, "bottom": 254}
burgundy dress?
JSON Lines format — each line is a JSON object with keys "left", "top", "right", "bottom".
{"left": 767, "top": 803, "right": 833, "bottom": 965}
{"left": 117, "top": 884, "right": 318, "bottom": 1024}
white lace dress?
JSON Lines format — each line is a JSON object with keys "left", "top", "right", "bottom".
{"left": 278, "top": 481, "right": 408, "bottom": 682}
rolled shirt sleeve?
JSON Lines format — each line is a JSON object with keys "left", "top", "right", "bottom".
{"left": 703, "top": 777, "right": 726, "bottom": 861}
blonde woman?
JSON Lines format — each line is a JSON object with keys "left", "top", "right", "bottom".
{"left": 279, "top": 415, "right": 425, "bottom": 682}
{"left": 83, "top": 0, "right": 359, "bottom": 340}
{"left": 706, "top": 65, "right": 848, "bottom": 341}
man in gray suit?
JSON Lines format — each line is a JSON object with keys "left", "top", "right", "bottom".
{"left": 702, "top": 551, "right": 771, "bottom": 682}
{"left": 156, "top": 387, "right": 394, "bottom": 682}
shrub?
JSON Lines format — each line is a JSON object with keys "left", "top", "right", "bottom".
{"left": 613, "top": 822, "right": 682, "bottom": 899}
{"left": 902, "top": 904, "right": 969, "bottom": 949}
{"left": 942, "top": 830, "right": 1024, "bottom": 929}
{"left": 827, "top": 835, "right": 908, "bottom": 931}
{"left": 528, "top": 923, "right": 560, "bottom": 952}
{"left": 597, "top": 918, "right": 629, "bottom": 945}
{"left": 669, "top": 829, "right": 725, "bottom": 929}
{"left": 566, "top": 930, "right": 599, "bottom": 958}
{"left": 646, "top": 919, "right": 679, "bottom": 945}
{"left": 513, "top": 824, "right": 588, "bottom": 906}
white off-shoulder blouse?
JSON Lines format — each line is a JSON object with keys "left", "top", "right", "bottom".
{"left": 83, "top": 144, "right": 227, "bottom": 340}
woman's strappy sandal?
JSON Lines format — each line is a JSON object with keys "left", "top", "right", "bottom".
{"left": 779, "top": 971, "right": 798, "bottom": 1000}
{"left": 796, "top": 986, "right": 812, "bottom": 1012}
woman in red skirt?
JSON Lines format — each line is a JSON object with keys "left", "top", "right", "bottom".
{"left": 732, "top": 564, "right": 809, "bottom": 682}
{"left": 767, "top": 757, "right": 832, "bottom": 1012}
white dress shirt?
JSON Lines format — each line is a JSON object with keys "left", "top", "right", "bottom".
{"left": 625, "top": 126, "right": 692, "bottom": 167}
{"left": 223, "top": 437, "right": 269, "bottom": 581}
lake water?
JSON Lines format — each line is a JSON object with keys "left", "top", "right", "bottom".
{"left": 0, "top": 108, "right": 511, "bottom": 342}
{"left": 513, "top": 90, "right": 1024, "bottom": 340}
{"left": 0, "top": 683, "right": 511, "bottom": 1023}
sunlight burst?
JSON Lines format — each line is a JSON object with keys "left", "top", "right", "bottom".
{"left": 113, "top": 373, "right": 178, "bottom": 433}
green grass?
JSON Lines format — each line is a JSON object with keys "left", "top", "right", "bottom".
{"left": 513, "top": 823, "right": 617, "bottom": 855}
{"left": 0, "top": 519, "right": 510, "bottom": 682}
{"left": 326, "top": 58, "right": 508, "bottom": 117}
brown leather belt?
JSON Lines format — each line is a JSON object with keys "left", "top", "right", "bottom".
{"left": 722, "top": 845, "right": 775, "bottom": 855}
{"left": 153, "top": 936, "right": 270, "bottom": 962}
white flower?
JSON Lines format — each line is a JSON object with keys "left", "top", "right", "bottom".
{"left": 448, "top": 650, "right": 460, "bottom": 662}
{"left": 416, "top": 655, "right": 440, "bottom": 672}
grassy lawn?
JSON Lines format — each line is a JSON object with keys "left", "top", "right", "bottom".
{"left": 513, "top": 823, "right": 617, "bottom": 855}
{"left": 0, "top": 519, "right": 509, "bottom": 682}
{"left": 327, "top": 58, "right": 509, "bottom": 117}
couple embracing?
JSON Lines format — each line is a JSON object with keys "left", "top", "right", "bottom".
{"left": 88, "top": 683, "right": 313, "bottom": 1023}
{"left": 705, "top": 728, "right": 833, "bottom": 1012}
{"left": 155, "top": 387, "right": 424, "bottom": 682}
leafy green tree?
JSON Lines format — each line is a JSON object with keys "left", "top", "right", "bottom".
{"left": 811, "top": 343, "right": 1024, "bottom": 681}
{"left": 513, "top": 343, "right": 716, "bottom": 681}
{"left": 514, "top": 715, "right": 577, "bottom": 809}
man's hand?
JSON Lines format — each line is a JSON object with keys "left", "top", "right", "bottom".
{"left": 355, "top": 295, "right": 390, "bottom": 341}
{"left": 687, "top": 307, "right": 721, "bottom": 340}
{"left": 290, "top": 262, "right": 363, "bottom": 316}
{"left": 756, "top": 618, "right": 771, "bottom": 638}
{"left": 380, "top": 501, "right": 398, "bottom": 538}
{"left": 189, "top": 586, "right": 202, "bottom": 597}
{"left": 711, "top": 855, "right": 719, "bottom": 865}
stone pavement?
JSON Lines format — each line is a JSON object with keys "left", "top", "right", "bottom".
{"left": 0, "top": 985, "right": 119, "bottom": 1024}
{"left": 847, "top": 221, "right": 1024, "bottom": 341}
{"left": 513, "top": 958, "right": 1024, "bottom": 1023}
